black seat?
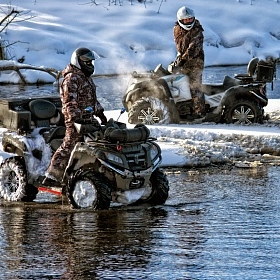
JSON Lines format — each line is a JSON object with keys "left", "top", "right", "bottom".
{"left": 42, "top": 126, "right": 66, "bottom": 151}
{"left": 45, "top": 126, "right": 66, "bottom": 144}
{"left": 29, "top": 99, "right": 57, "bottom": 127}
{"left": 29, "top": 99, "right": 66, "bottom": 151}
{"left": 234, "top": 57, "right": 259, "bottom": 82}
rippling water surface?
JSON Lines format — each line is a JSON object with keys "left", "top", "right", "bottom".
{"left": 0, "top": 165, "right": 280, "bottom": 279}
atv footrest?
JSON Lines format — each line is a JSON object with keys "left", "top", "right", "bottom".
{"left": 38, "top": 186, "right": 62, "bottom": 196}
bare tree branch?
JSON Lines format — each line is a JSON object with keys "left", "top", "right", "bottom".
{"left": 0, "top": 64, "right": 60, "bottom": 84}
{"left": 0, "top": 8, "right": 19, "bottom": 33}
{"left": 0, "top": 5, "right": 36, "bottom": 60}
{"left": 0, "top": 6, "right": 36, "bottom": 33}
{"left": 0, "top": 8, "right": 19, "bottom": 25}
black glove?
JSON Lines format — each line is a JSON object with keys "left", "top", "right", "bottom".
{"left": 99, "top": 113, "right": 107, "bottom": 125}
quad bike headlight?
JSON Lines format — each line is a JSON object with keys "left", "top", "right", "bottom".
{"left": 105, "top": 152, "right": 123, "bottom": 164}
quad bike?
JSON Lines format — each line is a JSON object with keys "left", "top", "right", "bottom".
{"left": 0, "top": 96, "right": 65, "bottom": 202}
{"left": 64, "top": 108, "right": 168, "bottom": 209}
{"left": 122, "top": 58, "right": 276, "bottom": 125}
{"left": 0, "top": 98, "right": 169, "bottom": 209}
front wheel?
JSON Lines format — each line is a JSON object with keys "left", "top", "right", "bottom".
{"left": 142, "top": 168, "right": 169, "bottom": 205}
{"left": 224, "top": 99, "right": 262, "bottom": 124}
{"left": 0, "top": 158, "right": 37, "bottom": 201}
{"left": 67, "top": 170, "right": 111, "bottom": 209}
{"left": 128, "top": 96, "right": 173, "bottom": 125}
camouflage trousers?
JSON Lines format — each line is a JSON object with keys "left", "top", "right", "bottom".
{"left": 192, "top": 91, "right": 205, "bottom": 116}
{"left": 46, "top": 122, "right": 82, "bottom": 181}
{"left": 181, "top": 66, "right": 205, "bottom": 115}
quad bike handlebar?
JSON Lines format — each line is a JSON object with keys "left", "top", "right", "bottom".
{"left": 75, "top": 118, "right": 151, "bottom": 144}
{"left": 74, "top": 108, "right": 151, "bottom": 143}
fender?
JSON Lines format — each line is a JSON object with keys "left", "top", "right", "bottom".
{"left": 65, "top": 142, "right": 98, "bottom": 174}
{"left": 0, "top": 153, "right": 21, "bottom": 164}
{"left": 124, "top": 79, "right": 171, "bottom": 106}
{"left": 220, "top": 84, "right": 266, "bottom": 107}
{"left": 2, "top": 131, "right": 28, "bottom": 156}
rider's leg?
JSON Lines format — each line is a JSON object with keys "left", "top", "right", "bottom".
{"left": 43, "top": 123, "right": 82, "bottom": 185}
{"left": 189, "top": 69, "right": 205, "bottom": 117}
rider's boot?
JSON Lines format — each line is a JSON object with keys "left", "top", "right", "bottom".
{"left": 192, "top": 93, "right": 206, "bottom": 121}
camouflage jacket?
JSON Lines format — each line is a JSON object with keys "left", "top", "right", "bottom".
{"left": 60, "top": 64, "right": 104, "bottom": 123}
{"left": 173, "top": 19, "right": 204, "bottom": 70}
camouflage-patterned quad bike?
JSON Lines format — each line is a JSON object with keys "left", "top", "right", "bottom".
{"left": 0, "top": 98, "right": 169, "bottom": 209}
{"left": 123, "top": 58, "right": 276, "bottom": 125}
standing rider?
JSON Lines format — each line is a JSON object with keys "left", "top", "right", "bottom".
{"left": 42, "top": 47, "right": 107, "bottom": 186}
{"left": 173, "top": 6, "right": 205, "bottom": 119}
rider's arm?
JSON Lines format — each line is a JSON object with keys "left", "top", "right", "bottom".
{"left": 60, "top": 74, "right": 81, "bottom": 123}
{"left": 185, "top": 28, "right": 204, "bottom": 60}
{"left": 94, "top": 100, "right": 107, "bottom": 125}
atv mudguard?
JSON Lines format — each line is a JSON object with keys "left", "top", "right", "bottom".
{"left": 220, "top": 84, "right": 268, "bottom": 108}
{"left": 0, "top": 151, "right": 19, "bottom": 164}
{"left": 65, "top": 142, "right": 99, "bottom": 175}
{"left": 123, "top": 78, "right": 171, "bottom": 111}
{"left": 2, "top": 131, "right": 28, "bottom": 156}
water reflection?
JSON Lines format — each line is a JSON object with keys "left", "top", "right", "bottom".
{"left": 0, "top": 84, "right": 58, "bottom": 99}
{"left": 168, "top": 165, "right": 280, "bottom": 279}
{"left": 1, "top": 166, "right": 280, "bottom": 279}
{"left": 0, "top": 201, "right": 205, "bottom": 279}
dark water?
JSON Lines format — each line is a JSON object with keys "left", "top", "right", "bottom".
{"left": 0, "top": 165, "right": 280, "bottom": 279}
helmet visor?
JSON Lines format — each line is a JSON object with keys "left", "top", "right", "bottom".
{"left": 79, "top": 50, "right": 100, "bottom": 62}
{"left": 179, "top": 17, "right": 195, "bottom": 25}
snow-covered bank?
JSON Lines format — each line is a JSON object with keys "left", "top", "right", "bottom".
{"left": 0, "top": 0, "right": 280, "bottom": 82}
{"left": 105, "top": 103, "right": 280, "bottom": 168}
{"left": 156, "top": 125, "right": 280, "bottom": 168}
{"left": 1, "top": 103, "right": 280, "bottom": 169}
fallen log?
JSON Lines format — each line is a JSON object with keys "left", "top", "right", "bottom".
{"left": 0, "top": 61, "right": 61, "bottom": 84}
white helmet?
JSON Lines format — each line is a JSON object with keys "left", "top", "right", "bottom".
{"left": 177, "top": 6, "right": 195, "bottom": 31}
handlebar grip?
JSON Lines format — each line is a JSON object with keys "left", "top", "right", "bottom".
{"left": 85, "top": 106, "right": 93, "bottom": 113}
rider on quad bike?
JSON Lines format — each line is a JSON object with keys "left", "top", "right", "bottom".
{"left": 122, "top": 57, "right": 276, "bottom": 125}
{"left": 0, "top": 49, "right": 170, "bottom": 208}
{"left": 0, "top": 99, "right": 169, "bottom": 209}
{"left": 42, "top": 47, "right": 107, "bottom": 186}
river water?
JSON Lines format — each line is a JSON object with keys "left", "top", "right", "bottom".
{"left": 1, "top": 165, "right": 280, "bottom": 279}
{"left": 0, "top": 65, "right": 280, "bottom": 279}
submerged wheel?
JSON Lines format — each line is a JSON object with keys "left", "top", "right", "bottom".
{"left": 128, "top": 96, "right": 172, "bottom": 125}
{"left": 67, "top": 170, "right": 111, "bottom": 209}
{"left": 0, "top": 158, "right": 37, "bottom": 201}
{"left": 142, "top": 168, "right": 169, "bottom": 205}
{"left": 225, "top": 99, "right": 262, "bottom": 124}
